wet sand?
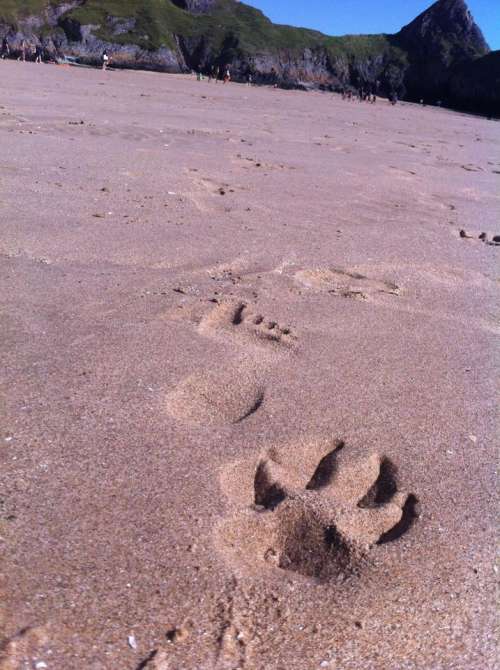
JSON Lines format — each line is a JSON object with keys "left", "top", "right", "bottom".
{"left": 0, "top": 60, "right": 498, "bottom": 669}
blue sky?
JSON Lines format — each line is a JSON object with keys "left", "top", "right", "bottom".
{"left": 247, "top": 0, "right": 500, "bottom": 50}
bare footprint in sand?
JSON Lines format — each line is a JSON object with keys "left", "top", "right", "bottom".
{"left": 198, "top": 300, "right": 296, "bottom": 349}
{"left": 166, "top": 365, "right": 265, "bottom": 426}
{"left": 294, "top": 268, "right": 399, "bottom": 300}
{"left": 0, "top": 626, "right": 50, "bottom": 670}
{"left": 216, "top": 440, "right": 418, "bottom": 580}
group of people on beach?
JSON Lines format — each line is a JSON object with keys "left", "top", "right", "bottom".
{"left": 341, "top": 88, "right": 378, "bottom": 104}
{"left": 340, "top": 85, "right": 402, "bottom": 106}
{"left": 197, "top": 65, "right": 242, "bottom": 84}
{"left": 1, "top": 37, "right": 44, "bottom": 63}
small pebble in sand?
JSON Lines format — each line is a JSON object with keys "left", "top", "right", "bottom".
{"left": 127, "top": 635, "right": 137, "bottom": 650}
{"left": 166, "top": 627, "right": 188, "bottom": 643}
{"left": 468, "top": 435, "right": 477, "bottom": 443}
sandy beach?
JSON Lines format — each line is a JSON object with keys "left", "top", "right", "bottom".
{"left": 0, "top": 60, "right": 498, "bottom": 669}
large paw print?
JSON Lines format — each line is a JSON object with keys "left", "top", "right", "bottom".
{"left": 217, "top": 441, "right": 418, "bottom": 580}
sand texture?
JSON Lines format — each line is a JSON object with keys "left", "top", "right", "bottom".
{"left": 0, "top": 61, "right": 498, "bottom": 669}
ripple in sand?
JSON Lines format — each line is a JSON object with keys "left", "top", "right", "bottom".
{"left": 294, "top": 268, "right": 399, "bottom": 300}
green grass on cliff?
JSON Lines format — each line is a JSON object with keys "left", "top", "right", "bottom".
{"left": 64, "top": 0, "right": 328, "bottom": 52}
{"left": 0, "top": 0, "right": 405, "bottom": 64}
{"left": 326, "top": 34, "right": 391, "bottom": 58}
{"left": 0, "top": 0, "right": 49, "bottom": 22}
{"left": 65, "top": 0, "right": 193, "bottom": 50}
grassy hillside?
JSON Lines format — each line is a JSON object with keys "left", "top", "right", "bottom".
{"left": 62, "top": 0, "right": 329, "bottom": 52}
{"left": 66, "top": 0, "right": 194, "bottom": 50}
{"left": 0, "top": 0, "right": 410, "bottom": 77}
{"left": 0, "top": 0, "right": 389, "bottom": 58}
{"left": 0, "top": 0, "right": 49, "bottom": 22}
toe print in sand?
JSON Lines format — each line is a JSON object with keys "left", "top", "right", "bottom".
{"left": 165, "top": 299, "right": 295, "bottom": 426}
{"left": 198, "top": 300, "right": 296, "bottom": 348}
{"left": 217, "top": 440, "right": 418, "bottom": 580}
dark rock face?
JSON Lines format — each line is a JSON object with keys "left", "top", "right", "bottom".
{"left": 448, "top": 51, "right": 500, "bottom": 116}
{"left": 395, "top": 0, "right": 490, "bottom": 100}
{"left": 398, "top": 0, "right": 488, "bottom": 57}
{"left": 171, "top": 0, "right": 218, "bottom": 12}
{"left": 0, "top": 0, "right": 496, "bottom": 116}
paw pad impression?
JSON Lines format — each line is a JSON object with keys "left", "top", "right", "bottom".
{"left": 217, "top": 441, "right": 419, "bottom": 580}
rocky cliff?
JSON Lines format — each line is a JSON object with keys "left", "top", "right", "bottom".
{"left": 395, "top": 0, "right": 489, "bottom": 99}
{"left": 0, "top": 0, "right": 497, "bottom": 116}
{"left": 449, "top": 50, "right": 500, "bottom": 116}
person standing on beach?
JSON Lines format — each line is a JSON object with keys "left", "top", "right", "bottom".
{"left": 1, "top": 37, "right": 10, "bottom": 59}
{"left": 223, "top": 66, "right": 231, "bottom": 84}
{"left": 102, "top": 50, "right": 109, "bottom": 70}
{"left": 18, "top": 40, "right": 27, "bottom": 62}
{"left": 35, "top": 43, "right": 43, "bottom": 64}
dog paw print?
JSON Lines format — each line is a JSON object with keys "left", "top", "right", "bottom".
{"left": 199, "top": 300, "right": 295, "bottom": 347}
{"left": 217, "top": 441, "right": 418, "bottom": 580}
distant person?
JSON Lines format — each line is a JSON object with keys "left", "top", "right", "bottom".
{"left": 35, "top": 43, "right": 43, "bottom": 64}
{"left": 1, "top": 37, "right": 10, "bottom": 59}
{"left": 102, "top": 50, "right": 109, "bottom": 70}
{"left": 223, "top": 66, "right": 231, "bottom": 84}
{"left": 18, "top": 39, "right": 27, "bottom": 62}
{"left": 214, "top": 65, "right": 220, "bottom": 83}
{"left": 371, "top": 94, "right": 377, "bottom": 104}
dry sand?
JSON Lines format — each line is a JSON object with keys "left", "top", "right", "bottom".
{"left": 0, "top": 60, "right": 498, "bottom": 669}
